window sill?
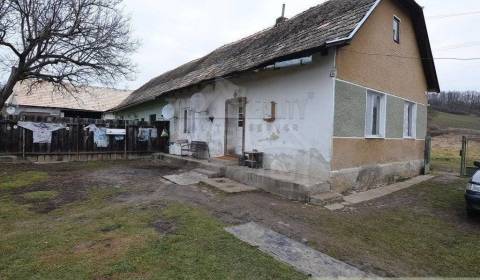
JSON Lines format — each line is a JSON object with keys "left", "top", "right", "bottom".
{"left": 403, "top": 136, "right": 416, "bottom": 140}
{"left": 365, "top": 135, "right": 385, "bottom": 140}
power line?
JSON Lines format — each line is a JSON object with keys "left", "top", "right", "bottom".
{"left": 342, "top": 49, "right": 480, "bottom": 61}
{"left": 427, "top": 10, "right": 480, "bottom": 19}
{"left": 436, "top": 41, "right": 480, "bottom": 51}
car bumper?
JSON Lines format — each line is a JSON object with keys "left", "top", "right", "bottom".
{"left": 465, "top": 191, "right": 480, "bottom": 211}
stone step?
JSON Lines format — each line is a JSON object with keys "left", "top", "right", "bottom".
{"left": 225, "top": 166, "right": 330, "bottom": 202}
{"left": 310, "top": 192, "right": 344, "bottom": 206}
{"left": 153, "top": 153, "right": 331, "bottom": 203}
{"left": 200, "top": 178, "right": 257, "bottom": 193}
{"left": 192, "top": 168, "right": 222, "bottom": 178}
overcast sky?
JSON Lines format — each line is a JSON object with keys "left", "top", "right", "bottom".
{"left": 112, "top": 0, "right": 478, "bottom": 91}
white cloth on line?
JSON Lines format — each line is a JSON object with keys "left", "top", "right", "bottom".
{"left": 17, "top": 121, "right": 66, "bottom": 144}
{"left": 85, "top": 124, "right": 109, "bottom": 148}
{"left": 138, "top": 128, "right": 157, "bottom": 142}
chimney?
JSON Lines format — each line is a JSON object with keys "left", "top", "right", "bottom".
{"left": 275, "top": 4, "right": 287, "bottom": 26}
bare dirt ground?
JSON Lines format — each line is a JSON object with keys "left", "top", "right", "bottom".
{"left": 2, "top": 159, "right": 479, "bottom": 277}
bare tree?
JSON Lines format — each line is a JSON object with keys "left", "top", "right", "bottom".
{"left": 0, "top": 0, "right": 137, "bottom": 108}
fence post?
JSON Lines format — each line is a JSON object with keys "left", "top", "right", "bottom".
{"left": 461, "top": 136, "right": 468, "bottom": 177}
{"left": 124, "top": 120, "right": 127, "bottom": 160}
{"left": 21, "top": 115, "right": 25, "bottom": 160}
{"left": 424, "top": 135, "right": 431, "bottom": 175}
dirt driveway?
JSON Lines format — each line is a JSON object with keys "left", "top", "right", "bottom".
{"left": 1, "top": 159, "right": 480, "bottom": 278}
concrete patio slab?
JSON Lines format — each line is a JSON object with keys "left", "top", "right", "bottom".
{"left": 225, "top": 222, "right": 371, "bottom": 278}
{"left": 192, "top": 168, "right": 221, "bottom": 178}
{"left": 162, "top": 171, "right": 208, "bottom": 186}
{"left": 200, "top": 178, "right": 257, "bottom": 193}
{"left": 324, "top": 203, "right": 345, "bottom": 211}
{"left": 343, "top": 175, "right": 435, "bottom": 205}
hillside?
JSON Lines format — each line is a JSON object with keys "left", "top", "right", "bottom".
{"left": 428, "top": 109, "right": 480, "bottom": 173}
{"left": 428, "top": 109, "right": 480, "bottom": 132}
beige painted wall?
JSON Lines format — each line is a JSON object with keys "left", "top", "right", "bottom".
{"left": 331, "top": 138, "right": 424, "bottom": 171}
{"left": 336, "top": 0, "right": 428, "bottom": 104}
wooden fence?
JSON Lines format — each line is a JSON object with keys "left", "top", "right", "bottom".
{"left": 0, "top": 115, "right": 170, "bottom": 161}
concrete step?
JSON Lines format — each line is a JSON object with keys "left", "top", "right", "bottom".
{"left": 224, "top": 166, "right": 330, "bottom": 202}
{"left": 200, "top": 178, "right": 257, "bottom": 193}
{"left": 192, "top": 168, "right": 222, "bottom": 178}
{"left": 153, "top": 153, "right": 226, "bottom": 176}
{"left": 309, "top": 192, "right": 344, "bottom": 206}
{"left": 153, "top": 153, "right": 331, "bottom": 203}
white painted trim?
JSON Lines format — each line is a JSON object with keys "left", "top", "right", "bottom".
{"left": 364, "top": 90, "right": 387, "bottom": 138}
{"left": 402, "top": 102, "right": 417, "bottom": 139}
{"left": 335, "top": 78, "right": 428, "bottom": 106}
{"left": 326, "top": 0, "right": 382, "bottom": 45}
{"left": 330, "top": 49, "right": 338, "bottom": 172}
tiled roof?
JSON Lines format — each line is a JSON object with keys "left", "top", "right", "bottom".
{"left": 7, "top": 82, "right": 132, "bottom": 112}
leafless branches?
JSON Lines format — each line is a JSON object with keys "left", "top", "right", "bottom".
{"left": 429, "top": 91, "right": 480, "bottom": 115}
{"left": 0, "top": 0, "right": 137, "bottom": 107}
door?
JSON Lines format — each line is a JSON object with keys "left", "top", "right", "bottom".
{"left": 225, "top": 97, "right": 246, "bottom": 157}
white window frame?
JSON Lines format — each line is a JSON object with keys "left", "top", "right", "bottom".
{"left": 403, "top": 102, "right": 417, "bottom": 139}
{"left": 365, "top": 90, "right": 386, "bottom": 138}
{"left": 393, "top": 16, "right": 401, "bottom": 44}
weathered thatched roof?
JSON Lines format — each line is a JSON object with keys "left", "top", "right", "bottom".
{"left": 117, "top": 0, "right": 438, "bottom": 110}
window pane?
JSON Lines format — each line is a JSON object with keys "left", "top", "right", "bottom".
{"left": 407, "top": 104, "right": 413, "bottom": 136}
{"left": 404, "top": 102, "right": 415, "bottom": 137}
{"left": 183, "top": 110, "right": 188, "bottom": 133}
{"left": 393, "top": 18, "right": 400, "bottom": 43}
{"left": 366, "top": 92, "right": 384, "bottom": 137}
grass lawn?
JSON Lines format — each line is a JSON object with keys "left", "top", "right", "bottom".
{"left": 429, "top": 109, "right": 480, "bottom": 131}
{"left": 310, "top": 177, "right": 480, "bottom": 277}
{"left": 0, "top": 170, "right": 306, "bottom": 280}
{"left": 431, "top": 144, "right": 460, "bottom": 173}
{"left": 1, "top": 162, "right": 480, "bottom": 278}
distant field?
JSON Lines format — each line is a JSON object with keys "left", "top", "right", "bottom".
{"left": 429, "top": 109, "right": 480, "bottom": 173}
{"left": 429, "top": 109, "right": 480, "bottom": 131}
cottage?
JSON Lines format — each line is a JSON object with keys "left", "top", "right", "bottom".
{"left": 3, "top": 82, "right": 132, "bottom": 119}
{"left": 114, "top": 0, "right": 439, "bottom": 192}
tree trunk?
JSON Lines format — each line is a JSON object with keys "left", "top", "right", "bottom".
{"left": 0, "top": 67, "right": 19, "bottom": 110}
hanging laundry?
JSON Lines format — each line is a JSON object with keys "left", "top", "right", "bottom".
{"left": 18, "top": 121, "right": 66, "bottom": 144}
{"left": 150, "top": 128, "right": 158, "bottom": 139}
{"left": 85, "top": 124, "right": 109, "bottom": 148}
{"left": 137, "top": 128, "right": 151, "bottom": 142}
{"left": 161, "top": 129, "right": 169, "bottom": 138}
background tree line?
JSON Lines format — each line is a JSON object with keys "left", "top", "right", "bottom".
{"left": 428, "top": 91, "right": 480, "bottom": 115}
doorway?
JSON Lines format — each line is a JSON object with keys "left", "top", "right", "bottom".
{"left": 225, "top": 97, "right": 246, "bottom": 157}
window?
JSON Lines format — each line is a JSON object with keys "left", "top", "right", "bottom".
{"left": 183, "top": 109, "right": 189, "bottom": 133}
{"left": 365, "top": 91, "right": 386, "bottom": 137}
{"left": 393, "top": 16, "right": 400, "bottom": 43}
{"left": 149, "top": 114, "right": 157, "bottom": 123}
{"left": 183, "top": 109, "right": 194, "bottom": 134}
{"left": 403, "top": 102, "right": 416, "bottom": 138}
{"left": 238, "top": 102, "right": 244, "bottom": 127}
